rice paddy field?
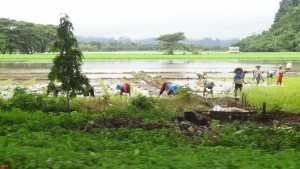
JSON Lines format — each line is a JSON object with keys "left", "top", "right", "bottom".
{"left": 245, "top": 77, "right": 300, "bottom": 112}
{"left": 1, "top": 52, "right": 300, "bottom": 168}
{"left": 0, "top": 52, "right": 300, "bottom": 61}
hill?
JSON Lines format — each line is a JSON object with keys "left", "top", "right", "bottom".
{"left": 234, "top": 0, "right": 300, "bottom": 52}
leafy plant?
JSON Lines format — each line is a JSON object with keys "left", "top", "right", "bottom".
{"left": 48, "top": 14, "right": 90, "bottom": 109}
{"left": 131, "top": 95, "right": 155, "bottom": 111}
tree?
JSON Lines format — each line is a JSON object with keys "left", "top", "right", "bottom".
{"left": 0, "top": 18, "right": 57, "bottom": 54}
{"left": 234, "top": 0, "right": 300, "bottom": 52}
{"left": 48, "top": 14, "right": 90, "bottom": 109}
{"left": 156, "top": 32, "right": 186, "bottom": 54}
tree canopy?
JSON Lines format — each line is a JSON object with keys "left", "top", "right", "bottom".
{"left": 156, "top": 32, "right": 186, "bottom": 54}
{"left": 0, "top": 18, "right": 57, "bottom": 54}
{"left": 48, "top": 14, "right": 90, "bottom": 108}
{"left": 234, "top": 0, "right": 300, "bottom": 52}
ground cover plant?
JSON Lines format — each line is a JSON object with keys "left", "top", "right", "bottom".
{"left": 0, "top": 108, "right": 300, "bottom": 168}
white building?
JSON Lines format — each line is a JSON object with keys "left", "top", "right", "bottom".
{"left": 228, "top": 47, "right": 240, "bottom": 53}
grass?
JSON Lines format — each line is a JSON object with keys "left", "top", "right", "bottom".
{"left": 0, "top": 78, "right": 14, "bottom": 86}
{"left": 245, "top": 77, "right": 300, "bottom": 112}
{"left": 0, "top": 109, "right": 300, "bottom": 168}
{"left": 98, "top": 78, "right": 109, "bottom": 96}
{"left": 21, "top": 77, "right": 36, "bottom": 86}
{"left": 0, "top": 91, "right": 300, "bottom": 168}
{"left": 0, "top": 52, "right": 300, "bottom": 61}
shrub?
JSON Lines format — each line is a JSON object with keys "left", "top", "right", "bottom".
{"left": 0, "top": 90, "right": 68, "bottom": 112}
{"left": 130, "top": 95, "right": 155, "bottom": 111}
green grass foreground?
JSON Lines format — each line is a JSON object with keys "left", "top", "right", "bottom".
{"left": 0, "top": 109, "right": 300, "bottom": 169}
{"left": 0, "top": 52, "right": 300, "bottom": 61}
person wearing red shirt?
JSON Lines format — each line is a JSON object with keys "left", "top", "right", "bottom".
{"left": 159, "top": 82, "right": 179, "bottom": 96}
{"left": 277, "top": 65, "right": 284, "bottom": 85}
{"left": 116, "top": 82, "right": 131, "bottom": 96}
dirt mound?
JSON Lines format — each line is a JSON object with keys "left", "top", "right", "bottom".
{"left": 176, "top": 111, "right": 210, "bottom": 136}
{"left": 83, "top": 118, "right": 163, "bottom": 131}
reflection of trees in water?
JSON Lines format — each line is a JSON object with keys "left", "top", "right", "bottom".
{"left": 1, "top": 60, "right": 299, "bottom": 72}
{"left": 0, "top": 62, "right": 52, "bottom": 69}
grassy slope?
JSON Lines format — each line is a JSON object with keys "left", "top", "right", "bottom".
{"left": 0, "top": 52, "right": 300, "bottom": 61}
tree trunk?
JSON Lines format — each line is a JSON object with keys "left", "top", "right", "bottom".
{"left": 66, "top": 90, "right": 70, "bottom": 111}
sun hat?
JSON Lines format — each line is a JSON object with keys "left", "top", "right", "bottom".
{"left": 116, "top": 84, "right": 122, "bottom": 90}
{"left": 170, "top": 84, "right": 179, "bottom": 93}
{"left": 234, "top": 67, "right": 243, "bottom": 73}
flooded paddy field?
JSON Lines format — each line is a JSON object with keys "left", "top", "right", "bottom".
{"left": 0, "top": 59, "right": 299, "bottom": 98}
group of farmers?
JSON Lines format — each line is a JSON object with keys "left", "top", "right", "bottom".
{"left": 116, "top": 62, "right": 292, "bottom": 97}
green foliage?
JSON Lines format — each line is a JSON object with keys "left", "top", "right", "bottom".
{"left": 130, "top": 94, "right": 155, "bottom": 111}
{"left": 177, "top": 85, "right": 195, "bottom": 101}
{"left": 1, "top": 52, "right": 300, "bottom": 61}
{"left": 12, "top": 86, "right": 29, "bottom": 97}
{"left": 48, "top": 14, "right": 90, "bottom": 108}
{"left": 235, "top": 0, "right": 300, "bottom": 52}
{"left": 0, "top": 18, "right": 57, "bottom": 54}
{"left": 156, "top": 32, "right": 186, "bottom": 54}
{"left": 0, "top": 91, "right": 68, "bottom": 112}
{"left": 202, "top": 121, "right": 300, "bottom": 151}
{"left": 98, "top": 78, "right": 110, "bottom": 101}
{"left": 245, "top": 77, "right": 300, "bottom": 112}
{"left": 21, "top": 77, "right": 36, "bottom": 86}
{"left": 0, "top": 110, "right": 300, "bottom": 168}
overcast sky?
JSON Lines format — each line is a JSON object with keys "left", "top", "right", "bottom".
{"left": 1, "top": 0, "right": 281, "bottom": 40}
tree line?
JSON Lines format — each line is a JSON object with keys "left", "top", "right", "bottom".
{"left": 0, "top": 18, "right": 228, "bottom": 55}
{"left": 0, "top": 18, "right": 57, "bottom": 54}
{"left": 234, "top": 0, "right": 300, "bottom": 52}
{"left": 78, "top": 41, "right": 228, "bottom": 53}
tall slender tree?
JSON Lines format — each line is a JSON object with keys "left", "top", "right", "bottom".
{"left": 48, "top": 14, "right": 90, "bottom": 109}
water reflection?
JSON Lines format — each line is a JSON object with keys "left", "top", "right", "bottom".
{"left": 0, "top": 60, "right": 299, "bottom": 73}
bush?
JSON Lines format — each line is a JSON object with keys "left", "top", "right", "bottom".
{"left": 0, "top": 90, "right": 68, "bottom": 112}
{"left": 130, "top": 95, "right": 155, "bottom": 111}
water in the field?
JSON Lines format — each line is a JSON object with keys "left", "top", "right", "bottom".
{"left": 0, "top": 60, "right": 299, "bottom": 76}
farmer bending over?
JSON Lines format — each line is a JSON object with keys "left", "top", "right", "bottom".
{"left": 203, "top": 78, "right": 215, "bottom": 97}
{"left": 267, "top": 70, "right": 276, "bottom": 78}
{"left": 196, "top": 71, "right": 207, "bottom": 83}
{"left": 233, "top": 68, "right": 247, "bottom": 96}
{"left": 286, "top": 62, "right": 292, "bottom": 72}
{"left": 116, "top": 82, "right": 131, "bottom": 96}
{"left": 159, "top": 82, "right": 179, "bottom": 96}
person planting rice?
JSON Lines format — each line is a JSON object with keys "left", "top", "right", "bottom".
{"left": 267, "top": 70, "right": 276, "bottom": 78}
{"left": 159, "top": 82, "right": 179, "bottom": 96}
{"left": 277, "top": 65, "right": 285, "bottom": 85}
{"left": 253, "top": 65, "right": 264, "bottom": 85}
{"left": 116, "top": 82, "right": 131, "bottom": 96}
{"left": 81, "top": 84, "right": 95, "bottom": 97}
{"left": 233, "top": 68, "right": 247, "bottom": 95}
{"left": 203, "top": 78, "right": 215, "bottom": 97}
{"left": 286, "top": 62, "right": 292, "bottom": 72}
{"left": 196, "top": 71, "right": 207, "bottom": 83}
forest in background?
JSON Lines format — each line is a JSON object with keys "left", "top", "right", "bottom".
{"left": 234, "top": 0, "right": 300, "bottom": 52}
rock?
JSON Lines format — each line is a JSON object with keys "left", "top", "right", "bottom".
{"left": 187, "top": 126, "right": 195, "bottom": 133}
{"left": 184, "top": 111, "right": 209, "bottom": 125}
